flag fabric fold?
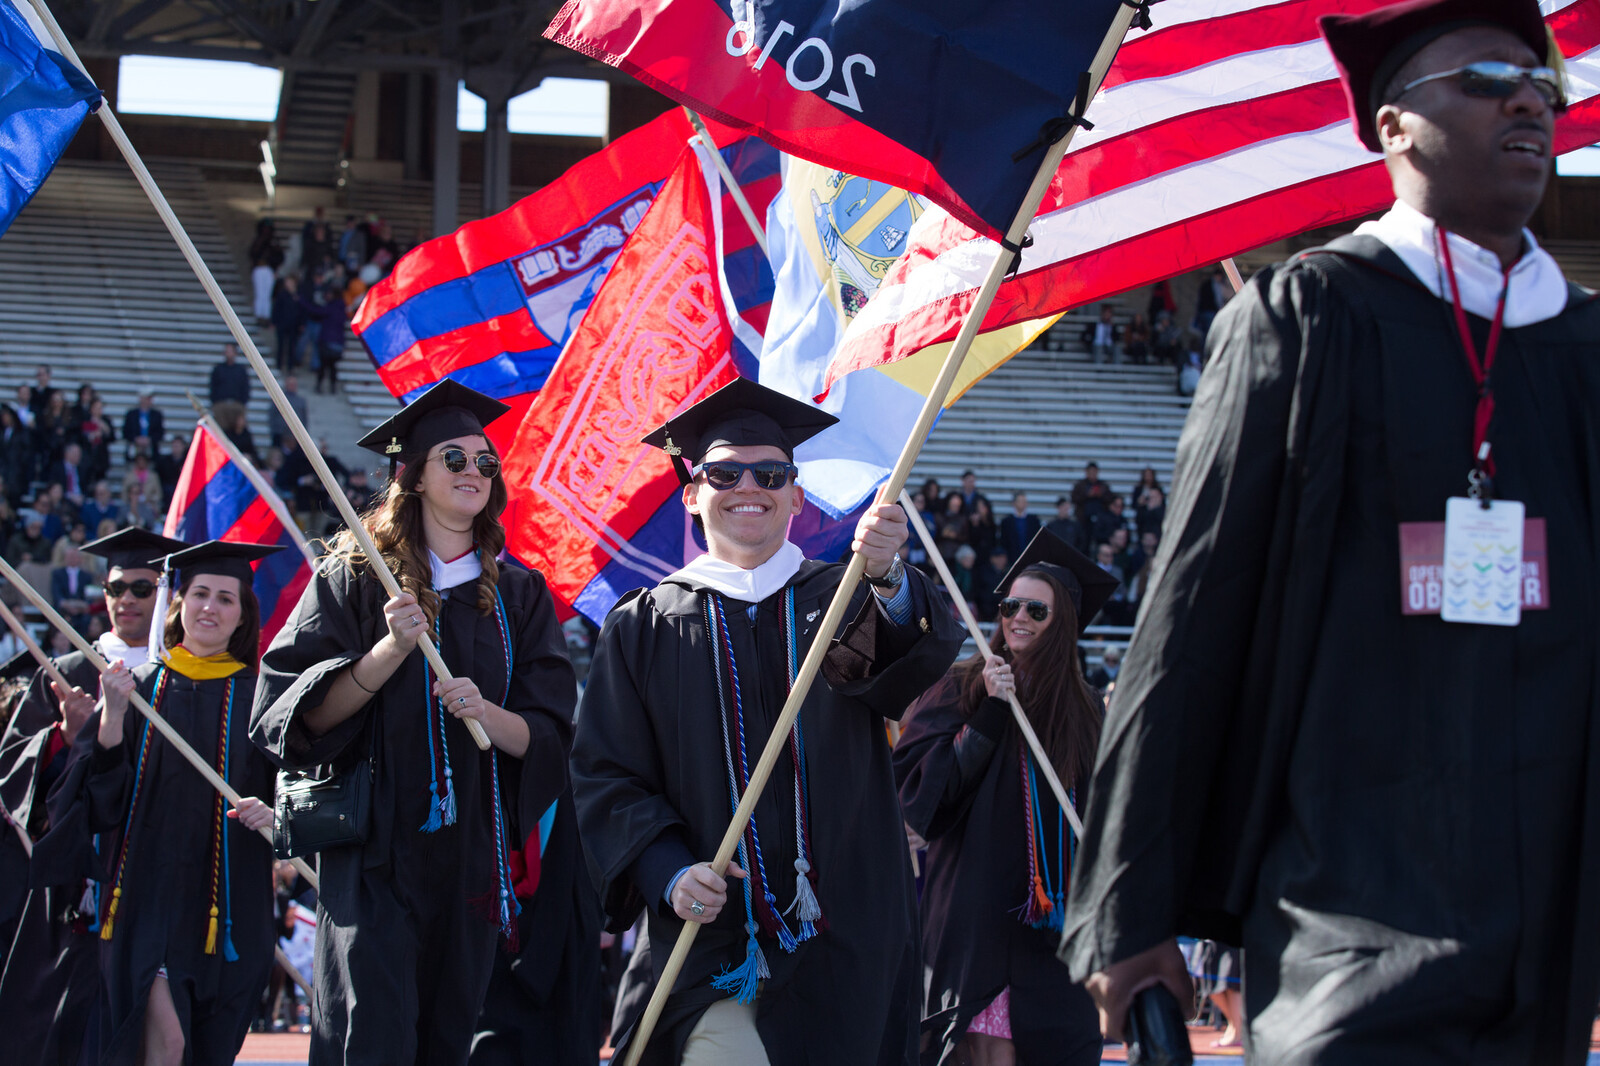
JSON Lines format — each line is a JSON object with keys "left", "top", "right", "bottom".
{"left": 163, "top": 425, "right": 312, "bottom": 648}
{"left": 822, "top": 0, "right": 1600, "bottom": 393}
{"left": 0, "top": 0, "right": 100, "bottom": 238}
{"left": 543, "top": 0, "right": 1128, "bottom": 241}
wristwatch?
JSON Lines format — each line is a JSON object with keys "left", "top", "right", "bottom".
{"left": 863, "top": 553, "right": 905, "bottom": 590}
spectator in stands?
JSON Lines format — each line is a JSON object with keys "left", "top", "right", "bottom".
{"left": 1094, "top": 543, "right": 1131, "bottom": 625}
{"left": 67, "top": 382, "right": 95, "bottom": 427}
{"left": 1091, "top": 495, "right": 1129, "bottom": 549}
{"left": 212, "top": 399, "right": 259, "bottom": 463}
{"left": 33, "top": 391, "right": 70, "bottom": 474}
{"left": 921, "top": 477, "right": 943, "bottom": 512}
{"left": 120, "top": 451, "right": 162, "bottom": 516}
{"left": 51, "top": 545, "right": 91, "bottom": 630}
{"left": 1088, "top": 646, "right": 1122, "bottom": 691}
{"left": 1083, "top": 304, "right": 1122, "bottom": 364}
{"left": 341, "top": 465, "right": 375, "bottom": 520}
{"left": 79, "top": 395, "right": 115, "bottom": 484}
{"left": 950, "top": 543, "right": 977, "bottom": 606}
{"left": 250, "top": 220, "right": 284, "bottom": 322}
{"left": 156, "top": 433, "right": 187, "bottom": 488}
{"left": 1152, "top": 310, "right": 1182, "bottom": 366}
{"left": 10, "top": 383, "right": 34, "bottom": 428}
{"left": 276, "top": 433, "right": 317, "bottom": 522}
{"left": 122, "top": 389, "right": 164, "bottom": 460}
{"left": 272, "top": 275, "right": 302, "bottom": 373}
{"left": 0, "top": 496, "right": 15, "bottom": 554}
{"left": 1178, "top": 347, "right": 1203, "bottom": 397}
{"left": 47, "top": 441, "right": 88, "bottom": 507}
{"left": 267, "top": 373, "right": 309, "bottom": 450}
{"left": 935, "top": 492, "right": 970, "bottom": 565}
{"left": 34, "top": 485, "right": 66, "bottom": 539}
{"left": 30, "top": 365, "right": 55, "bottom": 419}
{"left": 1124, "top": 313, "right": 1151, "bottom": 365}
{"left": 1147, "top": 278, "right": 1176, "bottom": 322}
{"left": 1124, "top": 531, "right": 1161, "bottom": 606}
{"left": 966, "top": 495, "right": 997, "bottom": 560}
{"left": 80, "top": 480, "right": 122, "bottom": 535}
{"left": 973, "top": 546, "right": 1010, "bottom": 622}
{"left": 958, "top": 469, "right": 988, "bottom": 515}
{"left": 999, "top": 491, "right": 1042, "bottom": 562}
{"left": 6, "top": 513, "right": 47, "bottom": 565}
{"left": 1192, "top": 267, "right": 1231, "bottom": 341}
{"left": 1136, "top": 486, "right": 1166, "bottom": 540}
{"left": 1108, "top": 528, "right": 1140, "bottom": 578}
{"left": 300, "top": 280, "right": 349, "bottom": 393}
{"left": 339, "top": 214, "right": 368, "bottom": 272}
{"left": 0, "top": 404, "right": 31, "bottom": 501}
{"left": 1131, "top": 467, "right": 1163, "bottom": 510}
{"left": 52, "top": 518, "right": 90, "bottom": 569}
{"left": 1047, "top": 495, "right": 1089, "bottom": 555}
{"left": 210, "top": 342, "right": 253, "bottom": 407}
{"left": 1071, "top": 461, "right": 1110, "bottom": 525}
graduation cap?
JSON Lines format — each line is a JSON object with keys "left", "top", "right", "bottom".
{"left": 81, "top": 527, "right": 190, "bottom": 574}
{"left": 1320, "top": 0, "right": 1551, "bottom": 152}
{"left": 640, "top": 378, "right": 838, "bottom": 485}
{"left": 165, "top": 540, "right": 284, "bottom": 587}
{"left": 995, "top": 528, "right": 1120, "bottom": 634}
{"left": 0, "top": 648, "right": 37, "bottom": 682}
{"left": 356, "top": 380, "right": 512, "bottom": 478}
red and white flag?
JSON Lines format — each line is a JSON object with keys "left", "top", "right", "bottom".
{"left": 823, "top": 0, "right": 1600, "bottom": 393}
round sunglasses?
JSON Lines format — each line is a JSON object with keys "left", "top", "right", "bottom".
{"left": 106, "top": 578, "right": 156, "bottom": 599}
{"left": 1397, "top": 61, "right": 1567, "bottom": 112}
{"left": 431, "top": 447, "right": 501, "bottom": 479}
{"left": 692, "top": 460, "right": 798, "bottom": 490}
{"left": 999, "top": 597, "right": 1051, "bottom": 622}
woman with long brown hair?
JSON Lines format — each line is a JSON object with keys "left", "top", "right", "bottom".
{"left": 894, "top": 530, "right": 1119, "bottom": 1066}
{"left": 42, "top": 540, "right": 283, "bottom": 1065}
{"left": 250, "top": 381, "right": 575, "bottom": 1066}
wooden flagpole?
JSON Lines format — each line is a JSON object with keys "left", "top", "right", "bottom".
{"left": 275, "top": 944, "right": 313, "bottom": 999}
{"left": 1221, "top": 258, "right": 1246, "bottom": 294}
{"left": 898, "top": 490, "right": 1085, "bottom": 839}
{"left": 0, "top": 556, "right": 319, "bottom": 890}
{"left": 622, "top": 10, "right": 1138, "bottom": 1061}
{"left": 184, "top": 392, "right": 318, "bottom": 567}
{"left": 0, "top": 595, "right": 69, "bottom": 857}
{"left": 24, "top": 0, "right": 491, "bottom": 752}
{"left": 684, "top": 110, "right": 769, "bottom": 257}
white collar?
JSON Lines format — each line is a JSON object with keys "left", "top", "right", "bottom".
{"left": 429, "top": 548, "right": 480, "bottom": 591}
{"left": 669, "top": 541, "right": 805, "bottom": 603}
{"left": 97, "top": 631, "right": 148, "bottom": 670}
{"left": 1354, "top": 200, "right": 1568, "bottom": 327}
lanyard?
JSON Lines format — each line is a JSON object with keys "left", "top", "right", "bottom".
{"left": 1437, "top": 228, "right": 1511, "bottom": 501}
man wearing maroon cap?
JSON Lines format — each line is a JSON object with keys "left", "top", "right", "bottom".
{"left": 1060, "top": 1, "right": 1600, "bottom": 1062}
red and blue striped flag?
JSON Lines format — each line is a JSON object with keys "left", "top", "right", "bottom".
{"left": 163, "top": 425, "right": 312, "bottom": 647}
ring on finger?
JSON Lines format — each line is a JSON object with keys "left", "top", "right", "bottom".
{"left": 456, "top": 696, "right": 467, "bottom": 707}
{"left": 689, "top": 899, "right": 706, "bottom": 916}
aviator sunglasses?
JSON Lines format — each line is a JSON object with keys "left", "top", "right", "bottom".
{"left": 431, "top": 447, "right": 501, "bottom": 479}
{"left": 692, "top": 460, "right": 799, "bottom": 490}
{"left": 999, "top": 597, "right": 1051, "bottom": 622}
{"left": 1396, "top": 61, "right": 1567, "bottom": 112}
{"left": 106, "top": 578, "right": 156, "bottom": 599}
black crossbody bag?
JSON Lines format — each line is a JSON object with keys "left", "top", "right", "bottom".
{"left": 273, "top": 716, "right": 377, "bottom": 860}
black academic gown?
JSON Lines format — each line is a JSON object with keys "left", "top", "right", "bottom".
{"left": 469, "top": 784, "right": 603, "bottom": 1066}
{"left": 573, "top": 560, "right": 964, "bottom": 1066}
{"left": 33, "top": 663, "right": 276, "bottom": 1066}
{"left": 1060, "top": 235, "right": 1600, "bottom": 1065}
{"left": 250, "top": 560, "right": 574, "bottom": 1066}
{"left": 0, "top": 651, "right": 103, "bottom": 1066}
{"left": 896, "top": 676, "right": 1099, "bottom": 1066}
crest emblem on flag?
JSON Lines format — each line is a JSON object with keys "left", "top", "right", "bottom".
{"left": 802, "top": 170, "right": 923, "bottom": 317}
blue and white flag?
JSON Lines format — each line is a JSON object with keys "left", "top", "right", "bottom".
{"left": 0, "top": 0, "right": 100, "bottom": 236}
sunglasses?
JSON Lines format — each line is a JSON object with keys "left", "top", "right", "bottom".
{"left": 432, "top": 447, "right": 501, "bottom": 479}
{"left": 1397, "top": 61, "right": 1567, "bottom": 112}
{"left": 106, "top": 579, "right": 156, "bottom": 599}
{"left": 692, "top": 460, "right": 798, "bottom": 491}
{"left": 999, "top": 597, "right": 1051, "bottom": 622}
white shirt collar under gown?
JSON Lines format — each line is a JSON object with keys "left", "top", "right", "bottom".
{"left": 97, "top": 630, "right": 148, "bottom": 670}
{"left": 430, "top": 548, "right": 482, "bottom": 592}
{"left": 668, "top": 541, "right": 805, "bottom": 603}
{"left": 1355, "top": 200, "right": 1569, "bottom": 328}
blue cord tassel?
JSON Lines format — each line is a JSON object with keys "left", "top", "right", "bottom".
{"left": 421, "top": 786, "right": 444, "bottom": 832}
{"left": 710, "top": 920, "right": 770, "bottom": 1005}
{"left": 223, "top": 918, "right": 239, "bottom": 962}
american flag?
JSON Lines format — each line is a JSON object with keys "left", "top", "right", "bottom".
{"left": 824, "top": 0, "right": 1600, "bottom": 391}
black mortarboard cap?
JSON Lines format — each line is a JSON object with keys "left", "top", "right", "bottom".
{"left": 640, "top": 378, "right": 839, "bottom": 485}
{"left": 81, "top": 527, "right": 190, "bottom": 573}
{"left": 165, "top": 540, "right": 283, "bottom": 587}
{"left": 356, "top": 380, "right": 512, "bottom": 466}
{"left": 1320, "top": 0, "right": 1550, "bottom": 152}
{"left": 995, "top": 527, "right": 1120, "bottom": 634}
{"left": 0, "top": 648, "right": 37, "bottom": 682}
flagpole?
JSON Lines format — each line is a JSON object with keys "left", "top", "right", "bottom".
{"left": 23, "top": 0, "right": 492, "bottom": 753}
{"left": 0, "top": 555, "right": 319, "bottom": 890}
{"left": 621, "top": 9, "right": 1137, "bottom": 1062}
{"left": 1221, "top": 258, "right": 1245, "bottom": 294}
{"left": 275, "top": 944, "right": 313, "bottom": 999}
{"left": 897, "top": 490, "right": 1085, "bottom": 839}
{"left": 684, "top": 110, "right": 769, "bottom": 256}
{"left": 183, "top": 392, "right": 318, "bottom": 567}
{"left": 0, "top": 595, "right": 76, "bottom": 857}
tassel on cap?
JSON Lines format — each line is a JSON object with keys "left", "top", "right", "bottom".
{"left": 145, "top": 555, "right": 174, "bottom": 664}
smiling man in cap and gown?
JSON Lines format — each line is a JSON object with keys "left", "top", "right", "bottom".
{"left": 1059, "top": 2, "right": 1600, "bottom": 1062}
{"left": 572, "top": 377, "right": 964, "bottom": 1065}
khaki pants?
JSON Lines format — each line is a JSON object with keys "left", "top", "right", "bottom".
{"left": 680, "top": 998, "right": 771, "bottom": 1066}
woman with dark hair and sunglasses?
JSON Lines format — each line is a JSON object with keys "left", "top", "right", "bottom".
{"left": 251, "top": 380, "right": 577, "bottom": 1065}
{"left": 35, "top": 540, "right": 284, "bottom": 1066}
{"left": 894, "top": 529, "right": 1119, "bottom": 1066}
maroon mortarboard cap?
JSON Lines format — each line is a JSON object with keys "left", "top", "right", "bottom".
{"left": 1320, "top": 0, "right": 1550, "bottom": 152}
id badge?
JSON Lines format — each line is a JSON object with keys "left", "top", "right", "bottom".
{"left": 1441, "top": 497, "right": 1525, "bottom": 626}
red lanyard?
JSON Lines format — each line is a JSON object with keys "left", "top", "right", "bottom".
{"left": 1438, "top": 229, "right": 1511, "bottom": 492}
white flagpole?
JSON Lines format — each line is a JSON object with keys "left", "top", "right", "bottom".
{"left": 684, "top": 109, "right": 769, "bottom": 257}
{"left": 183, "top": 393, "right": 317, "bottom": 566}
